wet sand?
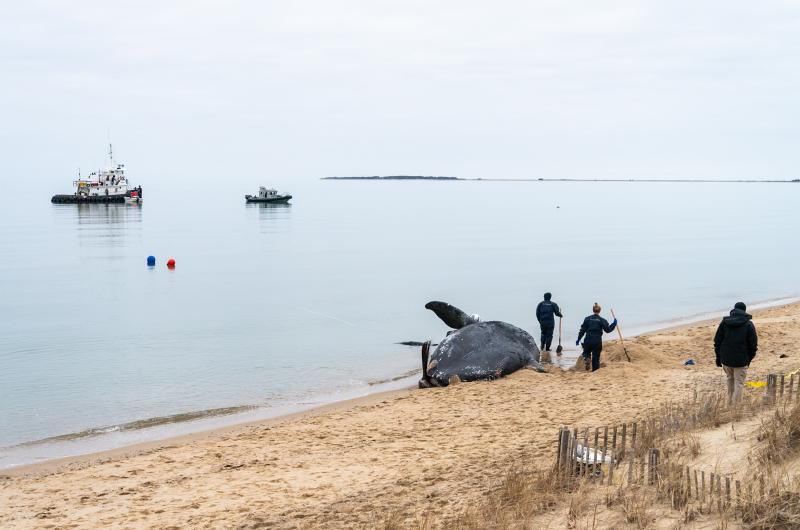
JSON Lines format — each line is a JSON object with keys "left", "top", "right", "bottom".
{"left": 2, "top": 303, "right": 799, "bottom": 528}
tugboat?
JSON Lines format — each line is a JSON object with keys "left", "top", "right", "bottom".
{"left": 245, "top": 187, "right": 292, "bottom": 204}
{"left": 51, "top": 144, "right": 142, "bottom": 204}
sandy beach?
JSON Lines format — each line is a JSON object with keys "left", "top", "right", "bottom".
{"left": 3, "top": 302, "right": 800, "bottom": 529}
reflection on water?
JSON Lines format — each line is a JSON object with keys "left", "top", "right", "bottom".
{"left": 72, "top": 202, "right": 143, "bottom": 224}
{"left": 246, "top": 202, "right": 292, "bottom": 230}
{"left": 52, "top": 203, "right": 142, "bottom": 247}
{"left": 246, "top": 202, "right": 291, "bottom": 212}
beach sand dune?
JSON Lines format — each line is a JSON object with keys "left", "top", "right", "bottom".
{"left": 2, "top": 303, "right": 799, "bottom": 528}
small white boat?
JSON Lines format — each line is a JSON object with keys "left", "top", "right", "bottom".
{"left": 245, "top": 187, "right": 292, "bottom": 204}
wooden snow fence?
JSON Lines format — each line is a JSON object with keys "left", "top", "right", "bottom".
{"left": 552, "top": 372, "right": 799, "bottom": 516}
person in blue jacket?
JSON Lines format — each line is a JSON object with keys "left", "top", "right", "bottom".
{"left": 576, "top": 303, "right": 617, "bottom": 372}
{"left": 536, "top": 292, "right": 563, "bottom": 351}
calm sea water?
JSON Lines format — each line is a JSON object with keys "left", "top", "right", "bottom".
{"left": 1, "top": 179, "right": 798, "bottom": 468}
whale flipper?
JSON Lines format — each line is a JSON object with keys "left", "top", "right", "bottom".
{"left": 526, "top": 359, "right": 548, "bottom": 373}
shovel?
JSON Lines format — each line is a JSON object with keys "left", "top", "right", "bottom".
{"left": 610, "top": 309, "right": 631, "bottom": 362}
{"left": 556, "top": 317, "right": 563, "bottom": 355}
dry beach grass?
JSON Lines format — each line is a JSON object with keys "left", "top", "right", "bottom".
{"left": 437, "top": 388, "right": 800, "bottom": 529}
{"left": 2, "top": 303, "right": 800, "bottom": 528}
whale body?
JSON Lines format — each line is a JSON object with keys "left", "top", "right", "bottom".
{"left": 419, "top": 301, "right": 546, "bottom": 388}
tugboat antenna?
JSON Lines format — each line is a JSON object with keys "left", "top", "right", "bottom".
{"left": 108, "top": 143, "right": 114, "bottom": 166}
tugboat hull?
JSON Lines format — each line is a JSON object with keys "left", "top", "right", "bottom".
{"left": 245, "top": 194, "right": 292, "bottom": 204}
{"left": 51, "top": 195, "right": 127, "bottom": 204}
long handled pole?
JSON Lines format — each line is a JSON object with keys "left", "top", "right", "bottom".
{"left": 610, "top": 309, "right": 631, "bottom": 362}
{"left": 556, "top": 317, "right": 563, "bottom": 355}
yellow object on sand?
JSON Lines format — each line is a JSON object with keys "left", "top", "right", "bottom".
{"left": 743, "top": 368, "right": 798, "bottom": 388}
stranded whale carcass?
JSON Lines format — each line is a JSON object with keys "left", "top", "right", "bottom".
{"left": 418, "top": 301, "right": 546, "bottom": 388}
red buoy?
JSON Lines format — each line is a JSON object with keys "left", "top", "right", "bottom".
{"left": 167, "top": 258, "right": 176, "bottom": 269}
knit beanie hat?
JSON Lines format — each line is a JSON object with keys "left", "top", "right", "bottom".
{"left": 734, "top": 302, "right": 746, "bottom": 311}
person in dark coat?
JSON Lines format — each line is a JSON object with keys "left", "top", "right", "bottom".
{"left": 536, "top": 292, "right": 563, "bottom": 351}
{"left": 576, "top": 303, "right": 617, "bottom": 372}
{"left": 714, "top": 302, "right": 758, "bottom": 405}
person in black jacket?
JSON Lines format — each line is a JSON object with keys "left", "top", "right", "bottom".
{"left": 536, "top": 292, "right": 563, "bottom": 351}
{"left": 576, "top": 303, "right": 617, "bottom": 372}
{"left": 714, "top": 302, "right": 758, "bottom": 405}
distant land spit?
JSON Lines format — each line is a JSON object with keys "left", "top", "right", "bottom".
{"left": 323, "top": 175, "right": 460, "bottom": 180}
{"left": 322, "top": 176, "right": 800, "bottom": 183}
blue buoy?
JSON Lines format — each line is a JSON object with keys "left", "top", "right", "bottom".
{"left": 147, "top": 255, "right": 156, "bottom": 266}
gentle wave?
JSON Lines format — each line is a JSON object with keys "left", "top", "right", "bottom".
{"left": 367, "top": 368, "right": 421, "bottom": 386}
{"left": 16, "top": 405, "right": 258, "bottom": 447}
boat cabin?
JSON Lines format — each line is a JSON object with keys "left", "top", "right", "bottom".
{"left": 257, "top": 187, "right": 279, "bottom": 199}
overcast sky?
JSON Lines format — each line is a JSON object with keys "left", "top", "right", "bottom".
{"left": 2, "top": 1, "right": 799, "bottom": 186}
